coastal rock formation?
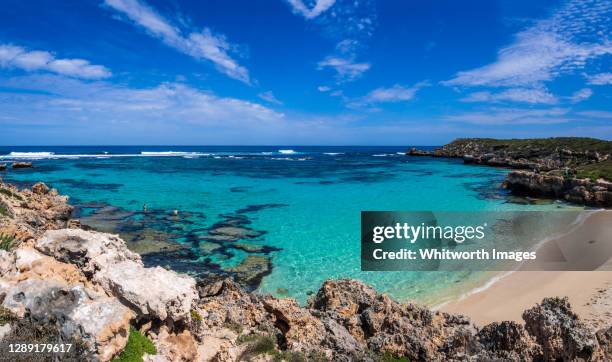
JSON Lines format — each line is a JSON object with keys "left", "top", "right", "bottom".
{"left": 1, "top": 180, "right": 611, "bottom": 361}
{"left": 0, "top": 182, "right": 73, "bottom": 243}
{"left": 407, "top": 138, "right": 612, "bottom": 206}
{"left": 0, "top": 164, "right": 6, "bottom": 171}
{"left": 2, "top": 279, "right": 133, "bottom": 361}
{"left": 35, "top": 228, "right": 197, "bottom": 322}
{"left": 476, "top": 321, "right": 540, "bottom": 360}
{"left": 503, "top": 170, "right": 612, "bottom": 206}
{"left": 523, "top": 297, "right": 602, "bottom": 361}
{"left": 310, "top": 279, "right": 474, "bottom": 360}
{"left": 11, "top": 162, "right": 33, "bottom": 169}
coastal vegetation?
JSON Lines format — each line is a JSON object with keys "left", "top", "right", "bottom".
{"left": 111, "top": 328, "right": 157, "bottom": 362}
{"left": 408, "top": 137, "right": 612, "bottom": 206}
{"left": 576, "top": 159, "right": 612, "bottom": 181}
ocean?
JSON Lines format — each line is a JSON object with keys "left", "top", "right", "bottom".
{"left": 0, "top": 146, "right": 575, "bottom": 305}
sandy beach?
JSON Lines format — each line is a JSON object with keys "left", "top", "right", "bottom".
{"left": 442, "top": 211, "right": 612, "bottom": 329}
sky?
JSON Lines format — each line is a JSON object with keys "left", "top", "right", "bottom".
{"left": 0, "top": 0, "right": 610, "bottom": 145}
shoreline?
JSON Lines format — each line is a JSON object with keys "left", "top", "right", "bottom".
{"left": 441, "top": 210, "right": 612, "bottom": 328}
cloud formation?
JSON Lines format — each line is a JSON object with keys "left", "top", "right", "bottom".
{"left": 347, "top": 81, "right": 429, "bottom": 108}
{"left": 461, "top": 88, "right": 558, "bottom": 105}
{"left": 0, "top": 44, "right": 111, "bottom": 79}
{"left": 104, "top": 0, "right": 250, "bottom": 84}
{"left": 443, "top": 0, "right": 612, "bottom": 87}
{"left": 568, "top": 88, "right": 593, "bottom": 103}
{"left": 588, "top": 73, "right": 612, "bottom": 85}
{"left": 258, "top": 91, "right": 283, "bottom": 105}
{"left": 317, "top": 39, "right": 371, "bottom": 83}
{"left": 0, "top": 75, "right": 282, "bottom": 135}
{"left": 445, "top": 107, "right": 573, "bottom": 125}
{"left": 286, "top": 0, "right": 336, "bottom": 19}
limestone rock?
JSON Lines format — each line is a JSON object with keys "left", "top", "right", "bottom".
{"left": 150, "top": 326, "right": 198, "bottom": 362}
{"left": 31, "top": 182, "right": 50, "bottom": 195}
{"left": 477, "top": 321, "right": 540, "bottom": 360}
{"left": 522, "top": 297, "right": 601, "bottom": 361}
{"left": 2, "top": 278, "right": 133, "bottom": 361}
{"left": 36, "top": 228, "right": 197, "bottom": 322}
{"left": 103, "top": 261, "right": 197, "bottom": 322}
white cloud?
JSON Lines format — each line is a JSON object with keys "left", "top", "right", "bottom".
{"left": 0, "top": 44, "right": 111, "bottom": 79}
{"left": 576, "top": 110, "right": 612, "bottom": 118}
{"left": 286, "top": 0, "right": 336, "bottom": 20}
{"left": 317, "top": 56, "right": 370, "bottom": 82}
{"left": 445, "top": 107, "right": 573, "bottom": 125}
{"left": 348, "top": 81, "right": 429, "bottom": 108}
{"left": 568, "top": 88, "right": 593, "bottom": 103}
{"left": 0, "top": 75, "right": 282, "bottom": 131}
{"left": 104, "top": 0, "right": 250, "bottom": 84}
{"left": 443, "top": 0, "right": 612, "bottom": 87}
{"left": 461, "top": 88, "right": 558, "bottom": 104}
{"left": 258, "top": 91, "right": 283, "bottom": 105}
{"left": 317, "top": 86, "right": 331, "bottom": 92}
{"left": 317, "top": 39, "right": 371, "bottom": 83}
{"left": 587, "top": 72, "right": 612, "bottom": 85}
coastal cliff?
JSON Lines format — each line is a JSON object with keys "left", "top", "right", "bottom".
{"left": 408, "top": 137, "right": 612, "bottom": 206}
{"left": 1, "top": 181, "right": 611, "bottom": 361}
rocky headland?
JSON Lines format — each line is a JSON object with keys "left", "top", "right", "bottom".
{"left": 407, "top": 137, "right": 612, "bottom": 206}
{"left": 0, "top": 181, "right": 611, "bottom": 361}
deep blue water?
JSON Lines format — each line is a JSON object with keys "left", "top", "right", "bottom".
{"left": 0, "top": 146, "right": 571, "bottom": 304}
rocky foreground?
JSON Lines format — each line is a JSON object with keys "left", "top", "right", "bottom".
{"left": 408, "top": 137, "right": 612, "bottom": 206}
{"left": 0, "top": 181, "right": 611, "bottom": 361}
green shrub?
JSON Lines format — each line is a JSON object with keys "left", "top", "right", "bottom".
{"left": 238, "top": 334, "right": 277, "bottom": 361}
{"left": 0, "top": 234, "right": 16, "bottom": 251}
{"left": 378, "top": 352, "right": 409, "bottom": 362}
{"left": 112, "top": 327, "right": 157, "bottom": 362}
{"left": 575, "top": 159, "right": 612, "bottom": 181}
{"left": 190, "top": 309, "right": 203, "bottom": 322}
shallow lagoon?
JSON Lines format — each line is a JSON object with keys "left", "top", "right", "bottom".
{"left": 1, "top": 146, "right": 569, "bottom": 304}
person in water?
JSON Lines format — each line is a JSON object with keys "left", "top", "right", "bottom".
{"left": 143, "top": 203, "right": 148, "bottom": 213}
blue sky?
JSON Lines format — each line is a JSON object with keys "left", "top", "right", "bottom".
{"left": 0, "top": 0, "right": 610, "bottom": 145}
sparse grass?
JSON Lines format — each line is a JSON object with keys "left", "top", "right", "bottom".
{"left": 0, "top": 233, "right": 16, "bottom": 251}
{"left": 0, "top": 316, "right": 91, "bottom": 361}
{"left": 224, "top": 320, "right": 244, "bottom": 334}
{"left": 576, "top": 159, "right": 612, "bottom": 181}
{"left": 0, "top": 306, "right": 17, "bottom": 326}
{"left": 377, "top": 352, "right": 409, "bottom": 362}
{"left": 111, "top": 327, "right": 157, "bottom": 362}
{"left": 237, "top": 334, "right": 277, "bottom": 361}
{"left": 0, "top": 188, "right": 23, "bottom": 201}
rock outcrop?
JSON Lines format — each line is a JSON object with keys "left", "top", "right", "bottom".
{"left": 2, "top": 279, "right": 133, "bottom": 360}
{"left": 11, "top": 162, "right": 33, "bottom": 169}
{"left": 1, "top": 180, "right": 611, "bottom": 361}
{"left": 407, "top": 137, "right": 612, "bottom": 206}
{"left": 503, "top": 170, "right": 612, "bottom": 206}
{"left": 36, "top": 228, "right": 198, "bottom": 323}
{"left": 523, "top": 297, "right": 602, "bottom": 361}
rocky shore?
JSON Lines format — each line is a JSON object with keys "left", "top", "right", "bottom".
{"left": 1, "top": 181, "right": 611, "bottom": 361}
{"left": 407, "top": 137, "right": 612, "bottom": 206}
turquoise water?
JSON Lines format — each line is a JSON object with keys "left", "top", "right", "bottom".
{"left": 0, "top": 146, "right": 570, "bottom": 304}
